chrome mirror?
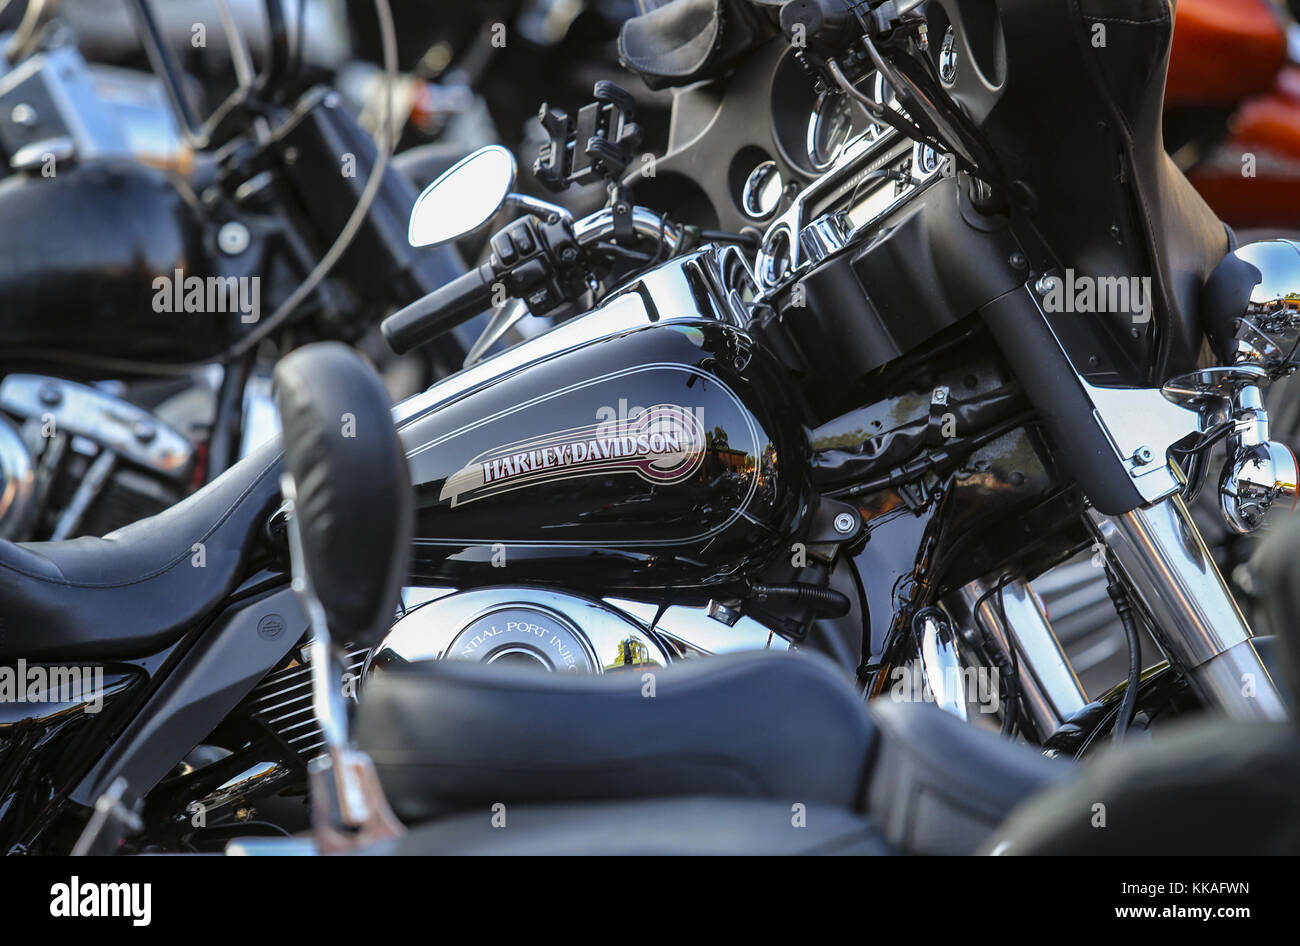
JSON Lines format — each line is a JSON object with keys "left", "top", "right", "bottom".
{"left": 1165, "top": 239, "right": 1300, "bottom": 535}
{"left": 408, "top": 145, "right": 517, "bottom": 247}
{"left": 1228, "top": 239, "right": 1300, "bottom": 372}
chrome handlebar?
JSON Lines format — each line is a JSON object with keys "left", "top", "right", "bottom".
{"left": 574, "top": 206, "right": 682, "bottom": 254}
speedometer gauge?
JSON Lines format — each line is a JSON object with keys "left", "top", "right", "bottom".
{"left": 807, "top": 91, "right": 856, "bottom": 171}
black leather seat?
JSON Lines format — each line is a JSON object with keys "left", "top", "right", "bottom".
{"left": 0, "top": 439, "right": 283, "bottom": 661}
{"left": 365, "top": 797, "right": 894, "bottom": 856}
{"left": 985, "top": 719, "right": 1300, "bottom": 855}
{"left": 358, "top": 649, "right": 1065, "bottom": 854}
{"left": 359, "top": 650, "right": 877, "bottom": 823}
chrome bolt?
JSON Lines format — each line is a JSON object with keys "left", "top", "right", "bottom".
{"left": 10, "top": 103, "right": 37, "bottom": 127}
{"left": 1035, "top": 274, "right": 1058, "bottom": 296}
{"left": 38, "top": 382, "right": 62, "bottom": 407}
{"left": 1133, "top": 445, "right": 1154, "bottom": 466}
{"left": 833, "top": 512, "right": 857, "bottom": 534}
{"left": 218, "top": 221, "right": 251, "bottom": 255}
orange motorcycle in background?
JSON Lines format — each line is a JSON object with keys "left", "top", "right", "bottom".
{"left": 1168, "top": 0, "right": 1300, "bottom": 237}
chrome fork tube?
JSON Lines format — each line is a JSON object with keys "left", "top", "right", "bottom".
{"left": 1088, "top": 494, "right": 1286, "bottom": 720}
{"left": 955, "top": 578, "right": 1088, "bottom": 737}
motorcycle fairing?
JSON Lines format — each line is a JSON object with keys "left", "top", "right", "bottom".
{"left": 924, "top": 0, "right": 1229, "bottom": 384}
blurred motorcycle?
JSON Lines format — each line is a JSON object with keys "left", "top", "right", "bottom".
{"left": 0, "top": 0, "right": 472, "bottom": 543}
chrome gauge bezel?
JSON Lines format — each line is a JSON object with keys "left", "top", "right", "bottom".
{"left": 806, "top": 90, "right": 859, "bottom": 172}
{"left": 755, "top": 127, "right": 944, "bottom": 295}
{"left": 741, "top": 159, "right": 785, "bottom": 220}
{"left": 804, "top": 73, "right": 898, "bottom": 173}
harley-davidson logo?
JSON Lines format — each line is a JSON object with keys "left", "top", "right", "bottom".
{"left": 439, "top": 404, "right": 707, "bottom": 507}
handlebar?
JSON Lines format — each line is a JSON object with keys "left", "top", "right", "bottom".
{"left": 381, "top": 261, "right": 495, "bottom": 355}
{"left": 382, "top": 205, "right": 682, "bottom": 356}
{"left": 575, "top": 206, "right": 682, "bottom": 253}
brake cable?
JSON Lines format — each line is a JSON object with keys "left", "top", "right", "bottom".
{"left": 1104, "top": 564, "right": 1143, "bottom": 744}
{"left": 968, "top": 576, "right": 1021, "bottom": 738}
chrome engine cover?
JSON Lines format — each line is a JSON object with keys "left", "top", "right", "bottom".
{"left": 365, "top": 586, "right": 788, "bottom": 678}
{"left": 368, "top": 587, "right": 673, "bottom": 673}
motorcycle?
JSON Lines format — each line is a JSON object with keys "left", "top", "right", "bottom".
{"left": 1169, "top": 0, "right": 1300, "bottom": 238}
{"left": 4, "top": 0, "right": 1298, "bottom": 855}
{"left": 0, "top": 0, "right": 475, "bottom": 546}
{"left": 255, "top": 337, "right": 1300, "bottom": 856}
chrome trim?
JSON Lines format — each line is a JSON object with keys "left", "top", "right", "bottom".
{"left": 756, "top": 129, "right": 929, "bottom": 290}
{"left": 0, "top": 374, "right": 193, "bottom": 479}
{"left": 1083, "top": 382, "right": 1200, "bottom": 503}
{"left": 807, "top": 90, "right": 861, "bottom": 172}
{"left": 187, "top": 761, "right": 293, "bottom": 821}
{"left": 1023, "top": 284, "right": 1203, "bottom": 504}
{"left": 226, "top": 837, "right": 318, "bottom": 856}
{"left": 392, "top": 247, "right": 754, "bottom": 426}
{"left": 366, "top": 587, "right": 673, "bottom": 675}
{"left": 573, "top": 205, "right": 681, "bottom": 253}
{"left": 462, "top": 299, "right": 533, "bottom": 368}
{"left": 389, "top": 588, "right": 786, "bottom": 661}
{"left": 606, "top": 597, "right": 789, "bottom": 656}
{"left": 916, "top": 611, "right": 967, "bottom": 720}
{"left": 798, "top": 211, "right": 854, "bottom": 266}
{"left": 741, "top": 160, "right": 783, "bottom": 220}
{"left": 956, "top": 578, "right": 1088, "bottom": 736}
{"left": 1089, "top": 495, "right": 1285, "bottom": 720}
{"left": 238, "top": 369, "right": 280, "bottom": 460}
{"left": 398, "top": 585, "right": 457, "bottom": 615}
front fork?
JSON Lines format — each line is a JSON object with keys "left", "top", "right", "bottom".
{"left": 1089, "top": 494, "right": 1286, "bottom": 721}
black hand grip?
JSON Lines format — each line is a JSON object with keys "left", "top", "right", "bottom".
{"left": 382, "top": 261, "right": 495, "bottom": 355}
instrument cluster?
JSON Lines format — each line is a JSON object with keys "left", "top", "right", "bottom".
{"left": 753, "top": 71, "right": 949, "bottom": 296}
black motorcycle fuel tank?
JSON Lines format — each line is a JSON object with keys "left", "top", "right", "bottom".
{"left": 394, "top": 249, "right": 811, "bottom": 593}
{"left": 0, "top": 158, "right": 226, "bottom": 367}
